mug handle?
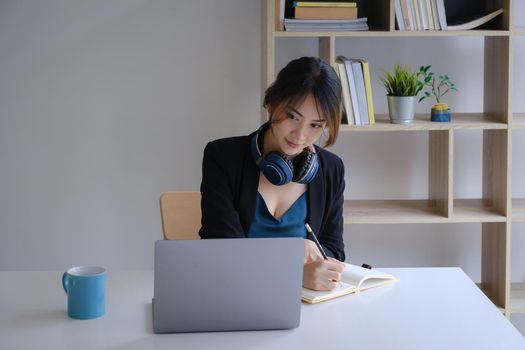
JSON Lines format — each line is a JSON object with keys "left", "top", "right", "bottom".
{"left": 62, "top": 272, "right": 69, "bottom": 294}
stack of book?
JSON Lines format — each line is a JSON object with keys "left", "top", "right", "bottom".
{"left": 335, "top": 56, "right": 375, "bottom": 126}
{"left": 394, "top": 0, "right": 503, "bottom": 31}
{"left": 283, "top": 1, "right": 368, "bottom": 31}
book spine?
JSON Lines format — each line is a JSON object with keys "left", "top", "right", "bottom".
{"left": 430, "top": 0, "right": 441, "bottom": 30}
{"left": 417, "top": 0, "right": 429, "bottom": 30}
{"left": 351, "top": 60, "right": 369, "bottom": 125}
{"left": 435, "top": 0, "right": 447, "bottom": 30}
{"left": 400, "top": 0, "right": 411, "bottom": 31}
{"left": 394, "top": 0, "right": 406, "bottom": 31}
{"left": 361, "top": 60, "right": 375, "bottom": 125}
{"left": 405, "top": 0, "right": 415, "bottom": 30}
{"left": 343, "top": 59, "right": 361, "bottom": 126}
{"left": 412, "top": 0, "right": 421, "bottom": 30}
{"left": 295, "top": 7, "right": 358, "bottom": 20}
{"left": 335, "top": 62, "right": 355, "bottom": 125}
{"left": 293, "top": 2, "right": 357, "bottom": 7}
{"left": 425, "top": 0, "right": 435, "bottom": 30}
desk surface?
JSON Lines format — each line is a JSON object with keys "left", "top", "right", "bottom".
{"left": 1, "top": 268, "right": 523, "bottom": 350}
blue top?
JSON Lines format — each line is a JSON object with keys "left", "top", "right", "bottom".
{"left": 247, "top": 192, "right": 308, "bottom": 238}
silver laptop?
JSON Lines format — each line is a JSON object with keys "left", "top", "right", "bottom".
{"left": 153, "top": 237, "right": 304, "bottom": 333}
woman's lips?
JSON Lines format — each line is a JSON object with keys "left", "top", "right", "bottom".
{"left": 286, "top": 139, "right": 302, "bottom": 149}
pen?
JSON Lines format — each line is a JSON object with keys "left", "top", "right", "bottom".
{"left": 304, "top": 223, "right": 328, "bottom": 260}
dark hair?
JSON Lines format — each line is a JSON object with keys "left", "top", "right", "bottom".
{"left": 263, "top": 57, "right": 342, "bottom": 147}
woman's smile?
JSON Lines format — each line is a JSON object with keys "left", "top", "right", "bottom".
{"left": 285, "top": 138, "right": 303, "bottom": 150}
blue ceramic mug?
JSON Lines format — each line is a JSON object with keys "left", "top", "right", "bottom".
{"left": 62, "top": 266, "right": 106, "bottom": 319}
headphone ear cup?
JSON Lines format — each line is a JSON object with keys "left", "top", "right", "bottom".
{"left": 292, "top": 150, "right": 319, "bottom": 184}
{"left": 259, "top": 151, "right": 294, "bottom": 186}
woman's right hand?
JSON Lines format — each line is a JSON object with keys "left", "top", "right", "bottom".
{"left": 303, "top": 258, "right": 345, "bottom": 291}
{"left": 304, "top": 239, "right": 324, "bottom": 263}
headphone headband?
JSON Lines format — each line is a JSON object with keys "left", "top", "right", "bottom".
{"left": 250, "top": 123, "right": 319, "bottom": 186}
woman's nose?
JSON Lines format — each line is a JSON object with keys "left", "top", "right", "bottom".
{"left": 292, "top": 122, "right": 308, "bottom": 139}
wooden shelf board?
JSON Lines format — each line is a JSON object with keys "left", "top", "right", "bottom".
{"left": 512, "top": 198, "right": 525, "bottom": 222}
{"left": 452, "top": 199, "right": 507, "bottom": 223}
{"left": 513, "top": 113, "right": 525, "bottom": 129}
{"left": 344, "top": 200, "right": 445, "bottom": 224}
{"left": 510, "top": 283, "right": 525, "bottom": 314}
{"left": 344, "top": 199, "right": 506, "bottom": 224}
{"left": 274, "top": 30, "right": 510, "bottom": 38}
{"left": 339, "top": 113, "right": 507, "bottom": 132}
{"left": 476, "top": 283, "right": 506, "bottom": 313}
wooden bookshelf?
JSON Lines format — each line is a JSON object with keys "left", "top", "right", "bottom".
{"left": 263, "top": 0, "right": 520, "bottom": 316}
{"left": 512, "top": 198, "right": 525, "bottom": 222}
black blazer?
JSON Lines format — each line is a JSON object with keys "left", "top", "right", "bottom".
{"left": 199, "top": 130, "right": 346, "bottom": 261}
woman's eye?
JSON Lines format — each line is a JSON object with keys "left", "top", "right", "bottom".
{"left": 311, "top": 124, "right": 322, "bottom": 129}
{"left": 287, "top": 113, "right": 299, "bottom": 120}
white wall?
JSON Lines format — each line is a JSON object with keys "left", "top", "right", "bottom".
{"left": 0, "top": 0, "right": 261, "bottom": 269}
{"left": 1, "top": 0, "right": 524, "bottom": 334}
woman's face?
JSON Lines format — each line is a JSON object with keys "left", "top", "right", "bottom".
{"left": 268, "top": 94, "right": 326, "bottom": 157}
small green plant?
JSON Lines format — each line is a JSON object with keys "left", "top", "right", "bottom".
{"left": 380, "top": 64, "right": 421, "bottom": 97}
{"left": 417, "top": 65, "right": 458, "bottom": 104}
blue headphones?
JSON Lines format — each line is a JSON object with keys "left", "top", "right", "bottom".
{"left": 250, "top": 123, "right": 319, "bottom": 186}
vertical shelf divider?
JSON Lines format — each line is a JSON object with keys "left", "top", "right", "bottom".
{"left": 319, "top": 35, "right": 336, "bottom": 68}
{"left": 484, "top": 37, "right": 510, "bottom": 124}
{"left": 482, "top": 222, "right": 510, "bottom": 312}
{"left": 482, "top": 30, "right": 512, "bottom": 315}
{"left": 262, "top": 0, "right": 277, "bottom": 124}
{"left": 429, "top": 130, "right": 454, "bottom": 217}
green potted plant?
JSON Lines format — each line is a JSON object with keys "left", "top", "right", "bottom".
{"left": 417, "top": 65, "right": 458, "bottom": 122}
{"left": 380, "top": 64, "right": 421, "bottom": 124}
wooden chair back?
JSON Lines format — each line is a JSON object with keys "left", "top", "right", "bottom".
{"left": 159, "top": 191, "right": 201, "bottom": 240}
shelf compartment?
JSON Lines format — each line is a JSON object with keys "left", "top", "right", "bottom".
{"left": 513, "top": 113, "right": 525, "bottom": 129}
{"left": 509, "top": 283, "right": 525, "bottom": 314}
{"left": 452, "top": 199, "right": 507, "bottom": 222}
{"left": 344, "top": 199, "right": 445, "bottom": 224}
{"left": 273, "top": 30, "right": 510, "bottom": 38}
{"left": 339, "top": 113, "right": 507, "bottom": 132}
{"left": 512, "top": 199, "right": 525, "bottom": 222}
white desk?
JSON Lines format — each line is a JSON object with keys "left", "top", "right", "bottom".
{"left": 1, "top": 268, "right": 523, "bottom": 350}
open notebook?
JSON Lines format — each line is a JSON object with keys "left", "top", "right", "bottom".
{"left": 301, "top": 263, "right": 399, "bottom": 304}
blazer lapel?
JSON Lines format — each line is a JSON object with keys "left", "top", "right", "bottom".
{"left": 308, "top": 160, "right": 324, "bottom": 237}
{"left": 238, "top": 142, "right": 259, "bottom": 235}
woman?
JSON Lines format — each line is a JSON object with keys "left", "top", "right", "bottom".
{"left": 199, "top": 57, "right": 346, "bottom": 291}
